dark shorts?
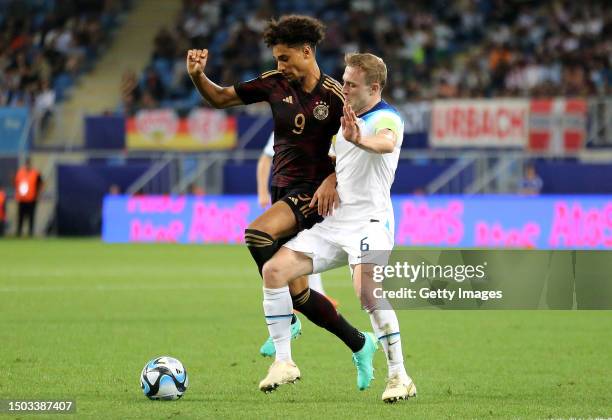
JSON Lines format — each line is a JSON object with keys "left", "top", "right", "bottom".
{"left": 271, "top": 184, "right": 323, "bottom": 232}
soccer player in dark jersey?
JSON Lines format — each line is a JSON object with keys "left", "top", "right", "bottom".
{"left": 186, "top": 15, "right": 377, "bottom": 390}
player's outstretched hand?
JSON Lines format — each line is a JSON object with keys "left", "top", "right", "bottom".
{"left": 186, "top": 49, "right": 208, "bottom": 77}
{"left": 310, "top": 174, "right": 339, "bottom": 217}
{"left": 341, "top": 103, "right": 361, "bottom": 144}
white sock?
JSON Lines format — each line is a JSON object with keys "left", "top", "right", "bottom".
{"left": 263, "top": 286, "right": 294, "bottom": 362}
{"left": 308, "top": 273, "right": 325, "bottom": 295}
{"left": 368, "top": 309, "right": 407, "bottom": 378}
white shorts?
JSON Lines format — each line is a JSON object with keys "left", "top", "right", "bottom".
{"left": 284, "top": 219, "right": 394, "bottom": 274}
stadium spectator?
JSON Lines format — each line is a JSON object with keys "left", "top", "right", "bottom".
{"left": 33, "top": 78, "right": 56, "bottom": 134}
{"left": 119, "top": 69, "right": 142, "bottom": 116}
{"left": 14, "top": 157, "right": 43, "bottom": 237}
{"left": 519, "top": 163, "right": 543, "bottom": 196}
{"left": 188, "top": 182, "right": 205, "bottom": 196}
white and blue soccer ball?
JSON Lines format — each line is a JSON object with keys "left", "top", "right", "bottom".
{"left": 140, "top": 356, "right": 188, "bottom": 400}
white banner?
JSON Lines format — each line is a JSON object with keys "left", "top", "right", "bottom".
{"left": 431, "top": 99, "right": 529, "bottom": 147}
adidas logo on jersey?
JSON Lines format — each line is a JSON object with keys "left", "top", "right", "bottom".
{"left": 283, "top": 96, "right": 293, "bottom": 104}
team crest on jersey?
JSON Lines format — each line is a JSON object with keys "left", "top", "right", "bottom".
{"left": 313, "top": 101, "right": 329, "bottom": 120}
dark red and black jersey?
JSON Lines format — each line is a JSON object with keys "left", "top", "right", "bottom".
{"left": 235, "top": 70, "right": 344, "bottom": 188}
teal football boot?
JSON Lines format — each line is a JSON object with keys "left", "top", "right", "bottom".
{"left": 260, "top": 315, "right": 302, "bottom": 357}
{"left": 352, "top": 332, "right": 378, "bottom": 390}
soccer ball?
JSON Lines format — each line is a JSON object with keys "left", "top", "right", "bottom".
{"left": 140, "top": 356, "right": 188, "bottom": 400}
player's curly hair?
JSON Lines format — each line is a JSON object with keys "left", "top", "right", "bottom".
{"left": 262, "top": 15, "right": 326, "bottom": 48}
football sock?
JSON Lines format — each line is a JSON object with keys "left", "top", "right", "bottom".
{"left": 263, "top": 286, "right": 293, "bottom": 362}
{"left": 292, "top": 288, "right": 365, "bottom": 352}
{"left": 307, "top": 273, "right": 326, "bottom": 295}
{"left": 245, "top": 229, "right": 278, "bottom": 275}
{"left": 368, "top": 309, "right": 406, "bottom": 377}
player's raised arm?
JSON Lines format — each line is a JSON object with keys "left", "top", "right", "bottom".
{"left": 342, "top": 103, "right": 396, "bottom": 154}
{"left": 186, "top": 49, "right": 243, "bottom": 109}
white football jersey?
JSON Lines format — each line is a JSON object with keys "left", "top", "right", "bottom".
{"left": 327, "top": 100, "right": 403, "bottom": 233}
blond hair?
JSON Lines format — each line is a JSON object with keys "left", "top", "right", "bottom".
{"left": 344, "top": 53, "right": 387, "bottom": 90}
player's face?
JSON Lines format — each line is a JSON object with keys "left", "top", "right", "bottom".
{"left": 272, "top": 44, "right": 310, "bottom": 82}
{"left": 342, "top": 66, "right": 375, "bottom": 112}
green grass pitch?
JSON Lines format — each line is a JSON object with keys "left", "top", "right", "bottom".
{"left": 1, "top": 239, "right": 611, "bottom": 419}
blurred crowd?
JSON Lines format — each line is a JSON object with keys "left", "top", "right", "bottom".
{"left": 2, "top": 0, "right": 610, "bottom": 116}
{"left": 0, "top": 0, "right": 129, "bottom": 129}
{"left": 122, "top": 0, "right": 611, "bottom": 113}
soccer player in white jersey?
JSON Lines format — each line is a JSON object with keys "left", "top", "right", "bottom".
{"left": 258, "top": 53, "right": 417, "bottom": 403}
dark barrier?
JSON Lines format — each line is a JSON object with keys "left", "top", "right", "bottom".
{"left": 221, "top": 159, "right": 452, "bottom": 194}
{"left": 57, "top": 164, "right": 149, "bottom": 235}
{"left": 222, "top": 160, "right": 258, "bottom": 194}
{"left": 0, "top": 157, "right": 18, "bottom": 191}
{"left": 237, "top": 113, "right": 274, "bottom": 150}
{"left": 392, "top": 161, "right": 454, "bottom": 194}
{"left": 84, "top": 115, "right": 126, "bottom": 149}
{"left": 535, "top": 161, "right": 612, "bottom": 194}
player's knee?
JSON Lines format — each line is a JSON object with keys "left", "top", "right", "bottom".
{"left": 262, "top": 259, "right": 286, "bottom": 288}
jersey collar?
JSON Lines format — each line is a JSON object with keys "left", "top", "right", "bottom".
{"left": 295, "top": 71, "right": 325, "bottom": 95}
{"left": 356, "top": 100, "right": 387, "bottom": 118}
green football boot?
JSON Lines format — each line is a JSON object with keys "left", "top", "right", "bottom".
{"left": 352, "top": 332, "right": 378, "bottom": 390}
{"left": 259, "top": 315, "right": 302, "bottom": 357}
